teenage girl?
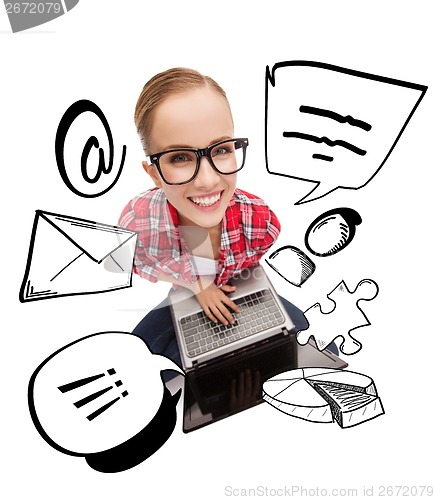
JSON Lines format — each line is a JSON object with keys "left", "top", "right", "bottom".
{"left": 119, "top": 67, "right": 337, "bottom": 367}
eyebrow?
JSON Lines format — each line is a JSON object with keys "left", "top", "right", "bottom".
{"left": 160, "top": 136, "right": 233, "bottom": 151}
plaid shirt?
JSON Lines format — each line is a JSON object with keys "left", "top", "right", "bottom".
{"left": 118, "top": 188, "right": 281, "bottom": 287}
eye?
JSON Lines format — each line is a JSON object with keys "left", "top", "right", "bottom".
{"left": 168, "top": 152, "right": 196, "bottom": 164}
{"left": 212, "top": 144, "right": 234, "bottom": 157}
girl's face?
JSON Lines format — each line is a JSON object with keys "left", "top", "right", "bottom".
{"left": 143, "top": 86, "right": 237, "bottom": 229}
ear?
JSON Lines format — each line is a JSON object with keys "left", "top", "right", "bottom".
{"left": 142, "top": 161, "right": 162, "bottom": 188}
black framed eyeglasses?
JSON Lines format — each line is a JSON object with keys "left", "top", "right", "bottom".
{"left": 147, "top": 138, "right": 249, "bottom": 185}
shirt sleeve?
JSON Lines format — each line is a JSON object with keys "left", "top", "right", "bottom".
{"left": 252, "top": 204, "right": 281, "bottom": 258}
{"left": 118, "top": 197, "right": 160, "bottom": 283}
{"left": 229, "top": 189, "right": 282, "bottom": 271}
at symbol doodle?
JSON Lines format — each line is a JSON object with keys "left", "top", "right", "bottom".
{"left": 55, "top": 99, "right": 127, "bottom": 198}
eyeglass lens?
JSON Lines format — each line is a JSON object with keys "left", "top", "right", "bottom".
{"left": 158, "top": 139, "right": 245, "bottom": 184}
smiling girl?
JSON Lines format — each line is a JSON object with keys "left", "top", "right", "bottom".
{"left": 119, "top": 67, "right": 326, "bottom": 368}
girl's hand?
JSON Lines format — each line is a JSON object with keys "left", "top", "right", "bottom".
{"left": 194, "top": 282, "right": 240, "bottom": 325}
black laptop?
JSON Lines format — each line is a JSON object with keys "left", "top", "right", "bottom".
{"left": 182, "top": 335, "right": 347, "bottom": 432}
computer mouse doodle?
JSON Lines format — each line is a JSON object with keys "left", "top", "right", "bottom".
{"left": 305, "top": 208, "right": 362, "bottom": 257}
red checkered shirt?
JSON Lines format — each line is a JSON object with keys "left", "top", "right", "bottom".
{"left": 118, "top": 188, "right": 281, "bottom": 287}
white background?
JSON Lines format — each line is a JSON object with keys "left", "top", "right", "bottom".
{"left": 1, "top": 1, "right": 434, "bottom": 498}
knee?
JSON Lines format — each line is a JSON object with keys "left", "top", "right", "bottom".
{"left": 278, "top": 295, "right": 309, "bottom": 331}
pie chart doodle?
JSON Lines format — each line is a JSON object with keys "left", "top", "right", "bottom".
{"left": 263, "top": 367, "right": 384, "bottom": 428}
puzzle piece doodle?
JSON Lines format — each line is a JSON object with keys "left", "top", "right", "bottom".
{"left": 296, "top": 279, "right": 379, "bottom": 355}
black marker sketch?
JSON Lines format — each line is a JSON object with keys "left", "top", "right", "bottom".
{"left": 305, "top": 208, "right": 362, "bottom": 257}
{"left": 19, "top": 210, "right": 137, "bottom": 302}
{"left": 297, "top": 279, "right": 379, "bottom": 355}
{"left": 4, "top": 0, "right": 79, "bottom": 33}
{"left": 55, "top": 99, "right": 126, "bottom": 198}
{"left": 299, "top": 105, "right": 372, "bottom": 132}
{"left": 282, "top": 131, "right": 367, "bottom": 156}
{"left": 57, "top": 367, "right": 130, "bottom": 421}
{"left": 86, "top": 386, "right": 180, "bottom": 472}
{"left": 262, "top": 367, "right": 384, "bottom": 428}
{"left": 28, "top": 332, "right": 184, "bottom": 473}
{"left": 265, "top": 61, "right": 427, "bottom": 204}
{"left": 265, "top": 245, "right": 316, "bottom": 287}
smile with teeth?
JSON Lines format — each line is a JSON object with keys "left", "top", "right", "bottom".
{"left": 189, "top": 191, "right": 222, "bottom": 207}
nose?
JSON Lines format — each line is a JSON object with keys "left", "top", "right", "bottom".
{"left": 193, "top": 156, "right": 221, "bottom": 189}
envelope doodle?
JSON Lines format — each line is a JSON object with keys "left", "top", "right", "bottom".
{"left": 19, "top": 211, "right": 137, "bottom": 302}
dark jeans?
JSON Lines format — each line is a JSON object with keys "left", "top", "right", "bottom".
{"left": 133, "top": 294, "right": 338, "bottom": 369}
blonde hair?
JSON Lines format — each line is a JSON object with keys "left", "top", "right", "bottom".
{"left": 134, "top": 67, "right": 231, "bottom": 153}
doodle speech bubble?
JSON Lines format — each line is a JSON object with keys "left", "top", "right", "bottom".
{"left": 4, "top": 1, "right": 79, "bottom": 33}
{"left": 265, "top": 61, "right": 427, "bottom": 204}
{"left": 29, "top": 332, "right": 183, "bottom": 472}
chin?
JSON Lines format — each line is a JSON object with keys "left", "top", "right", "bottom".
{"left": 189, "top": 210, "right": 225, "bottom": 228}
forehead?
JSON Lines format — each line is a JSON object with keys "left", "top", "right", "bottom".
{"left": 149, "top": 87, "right": 233, "bottom": 150}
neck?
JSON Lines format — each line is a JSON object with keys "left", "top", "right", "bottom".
{"left": 178, "top": 220, "right": 222, "bottom": 261}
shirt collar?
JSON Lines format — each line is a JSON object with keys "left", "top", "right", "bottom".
{"left": 167, "top": 198, "right": 180, "bottom": 226}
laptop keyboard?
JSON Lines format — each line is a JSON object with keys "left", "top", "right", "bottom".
{"left": 180, "top": 289, "right": 285, "bottom": 358}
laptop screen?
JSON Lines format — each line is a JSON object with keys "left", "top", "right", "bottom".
{"left": 183, "top": 336, "right": 347, "bottom": 432}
